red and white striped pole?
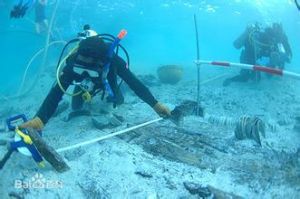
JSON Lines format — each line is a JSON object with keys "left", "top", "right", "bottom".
{"left": 196, "top": 60, "right": 300, "bottom": 80}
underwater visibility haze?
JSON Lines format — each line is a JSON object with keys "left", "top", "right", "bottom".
{"left": 0, "top": 0, "right": 299, "bottom": 198}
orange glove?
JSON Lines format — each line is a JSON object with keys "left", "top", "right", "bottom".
{"left": 19, "top": 117, "right": 44, "bottom": 131}
{"left": 153, "top": 102, "right": 171, "bottom": 118}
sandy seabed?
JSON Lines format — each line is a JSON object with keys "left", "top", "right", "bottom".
{"left": 0, "top": 68, "right": 299, "bottom": 199}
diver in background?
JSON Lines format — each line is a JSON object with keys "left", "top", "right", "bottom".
{"left": 18, "top": 35, "right": 171, "bottom": 131}
{"left": 261, "top": 23, "right": 292, "bottom": 70}
{"left": 223, "top": 23, "right": 263, "bottom": 86}
{"left": 10, "top": 0, "right": 48, "bottom": 34}
{"left": 35, "top": 0, "right": 48, "bottom": 34}
{"left": 10, "top": 0, "right": 34, "bottom": 18}
{"left": 223, "top": 23, "right": 292, "bottom": 86}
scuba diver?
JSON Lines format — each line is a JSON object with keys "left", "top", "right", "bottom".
{"left": 10, "top": 0, "right": 48, "bottom": 34}
{"left": 35, "top": 0, "right": 48, "bottom": 34}
{"left": 223, "top": 23, "right": 263, "bottom": 86}
{"left": 10, "top": 0, "right": 34, "bottom": 18}
{"left": 19, "top": 30, "right": 171, "bottom": 131}
{"left": 223, "top": 22, "right": 292, "bottom": 86}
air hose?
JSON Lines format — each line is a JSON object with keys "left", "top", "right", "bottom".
{"left": 248, "top": 30, "right": 271, "bottom": 48}
{"left": 56, "top": 45, "right": 80, "bottom": 96}
{"left": 17, "top": 0, "right": 60, "bottom": 97}
{"left": 56, "top": 38, "right": 80, "bottom": 69}
{"left": 55, "top": 33, "right": 130, "bottom": 97}
{"left": 0, "top": 1, "right": 61, "bottom": 101}
{"left": 56, "top": 34, "right": 130, "bottom": 70}
{"left": 0, "top": 40, "right": 66, "bottom": 100}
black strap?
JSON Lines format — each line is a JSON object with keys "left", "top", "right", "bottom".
{"left": 0, "top": 150, "right": 14, "bottom": 170}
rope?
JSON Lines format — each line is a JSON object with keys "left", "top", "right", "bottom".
{"left": 18, "top": 40, "right": 66, "bottom": 95}
{"left": 0, "top": 40, "right": 66, "bottom": 100}
{"left": 0, "top": 1, "right": 61, "bottom": 100}
{"left": 199, "top": 73, "right": 228, "bottom": 85}
{"left": 23, "top": 0, "right": 60, "bottom": 96}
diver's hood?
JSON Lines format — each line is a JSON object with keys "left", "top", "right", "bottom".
{"left": 78, "top": 36, "right": 109, "bottom": 60}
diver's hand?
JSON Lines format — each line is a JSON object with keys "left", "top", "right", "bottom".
{"left": 153, "top": 102, "right": 171, "bottom": 118}
{"left": 19, "top": 117, "right": 44, "bottom": 131}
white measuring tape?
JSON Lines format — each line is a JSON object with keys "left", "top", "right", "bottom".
{"left": 55, "top": 73, "right": 228, "bottom": 153}
{"left": 56, "top": 118, "right": 163, "bottom": 153}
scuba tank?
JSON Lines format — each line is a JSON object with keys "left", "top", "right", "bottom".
{"left": 56, "top": 30, "right": 130, "bottom": 107}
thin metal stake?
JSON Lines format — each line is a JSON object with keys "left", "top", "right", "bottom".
{"left": 194, "top": 14, "right": 201, "bottom": 116}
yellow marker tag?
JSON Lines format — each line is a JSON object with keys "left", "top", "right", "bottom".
{"left": 82, "top": 92, "right": 92, "bottom": 102}
{"left": 15, "top": 128, "right": 33, "bottom": 145}
{"left": 38, "top": 161, "right": 46, "bottom": 168}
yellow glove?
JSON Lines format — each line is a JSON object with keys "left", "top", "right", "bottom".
{"left": 19, "top": 117, "right": 44, "bottom": 131}
{"left": 153, "top": 102, "right": 171, "bottom": 118}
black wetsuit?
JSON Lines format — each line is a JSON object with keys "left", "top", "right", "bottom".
{"left": 10, "top": 0, "right": 31, "bottom": 18}
{"left": 223, "top": 25, "right": 292, "bottom": 86}
{"left": 261, "top": 27, "right": 292, "bottom": 69}
{"left": 223, "top": 27, "right": 261, "bottom": 86}
{"left": 36, "top": 40, "right": 158, "bottom": 125}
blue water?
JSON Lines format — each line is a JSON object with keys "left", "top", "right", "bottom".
{"left": 0, "top": 0, "right": 299, "bottom": 94}
{"left": 0, "top": 1, "right": 300, "bottom": 198}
